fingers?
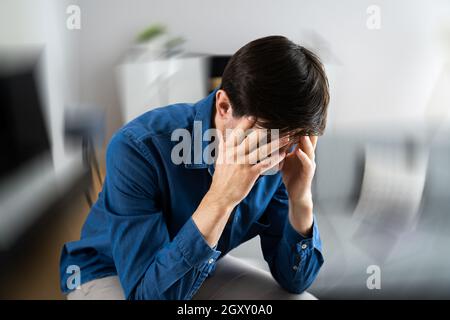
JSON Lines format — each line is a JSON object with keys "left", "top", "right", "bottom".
{"left": 253, "top": 151, "right": 287, "bottom": 175}
{"left": 295, "top": 147, "right": 316, "bottom": 173}
{"left": 298, "top": 136, "right": 315, "bottom": 160}
{"left": 247, "top": 136, "right": 290, "bottom": 164}
{"left": 226, "top": 117, "right": 256, "bottom": 147}
{"left": 310, "top": 135, "right": 318, "bottom": 150}
{"left": 237, "top": 128, "right": 268, "bottom": 156}
{"left": 295, "top": 147, "right": 310, "bottom": 166}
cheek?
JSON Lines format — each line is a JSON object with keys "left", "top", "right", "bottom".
{"left": 225, "top": 118, "right": 240, "bottom": 131}
{"left": 230, "top": 117, "right": 244, "bottom": 128}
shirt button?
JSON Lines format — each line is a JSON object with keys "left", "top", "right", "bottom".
{"left": 208, "top": 258, "right": 214, "bottom": 264}
{"left": 301, "top": 244, "right": 308, "bottom": 250}
{"left": 292, "top": 265, "right": 298, "bottom": 271}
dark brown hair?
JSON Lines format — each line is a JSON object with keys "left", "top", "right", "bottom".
{"left": 221, "top": 35, "right": 330, "bottom": 136}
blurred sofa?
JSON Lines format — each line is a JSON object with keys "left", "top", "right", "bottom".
{"left": 230, "top": 121, "right": 450, "bottom": 299}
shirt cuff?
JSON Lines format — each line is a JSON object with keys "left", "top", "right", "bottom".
{"left": 175, "top": 217, "right": 222, "bottom": 269}
{"left": 283, "top": 215, "right": 322, "bottom": 253}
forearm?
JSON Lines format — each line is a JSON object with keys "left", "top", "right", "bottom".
{"left": 134, "top": 191, "right": 234, "bottom": 299}
{"left": 288, "top": 196, "right": 314, "bottom": 237}
{"left": 192, "top": 191, "right": 235, "bottom": 247}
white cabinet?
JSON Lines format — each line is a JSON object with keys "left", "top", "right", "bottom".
{"left": 116, "top": 55, "right": 208, "bottom": 123}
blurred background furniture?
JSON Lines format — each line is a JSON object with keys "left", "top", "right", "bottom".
{"left": 230, "top": 122, "right": 450, "bottom": 299}
{"left": 0, "top": 48, "right": 87, "bottom": 254}
{"left": 117, "top": 55, "right": 209, "bottom": 123}
{"left": 117, "top": 54, "right": 231, "bottom": 123}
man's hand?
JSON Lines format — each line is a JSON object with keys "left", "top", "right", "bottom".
{"left": 281, "top": 135, "right": 318, "bottom": 236}
{"left": 209, "top": 118, "right": 289, "bottom": 209}
{"left": 193, "top": 117, "right": 289, "bottom": 246}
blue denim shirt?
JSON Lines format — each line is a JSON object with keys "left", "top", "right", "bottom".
{"left": 60, "top": 90, "right": 324, "bottom": 300}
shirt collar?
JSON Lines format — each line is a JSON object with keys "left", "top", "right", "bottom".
{"left": 185, "top": 88, "right": 218, "bottom": 169}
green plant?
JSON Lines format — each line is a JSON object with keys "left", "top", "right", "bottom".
{"left": 165, "top": 36, "right": 185, "bottom": 50}
{"left": 136, "top": 24, "right": 166, "bottom": 43}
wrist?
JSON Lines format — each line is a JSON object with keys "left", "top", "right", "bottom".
{"left": 288, "top": 193, "right": 314, "bottom": 236}
{"left": 289, "top": 192, "right": 313, "bottom": 212}
{"left": 203, "top": 189, "right": 236, "bottom": 213}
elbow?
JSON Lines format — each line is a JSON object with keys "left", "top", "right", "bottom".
{"left": 272, "top": 263, "right": 322, "bottom": 295}
{"left": 274, "top": 273, "right": 320, "bottom": 296}
{"left": 289, "top": 264, "right": 323, "bottom": 294}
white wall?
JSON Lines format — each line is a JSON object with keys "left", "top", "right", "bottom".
{"left": 74, "top": 0, "right": 450, "bottom": 136}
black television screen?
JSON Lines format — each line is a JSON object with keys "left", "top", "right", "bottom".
{"left": 0, "top": 51, "right": 51, "bottom": 182}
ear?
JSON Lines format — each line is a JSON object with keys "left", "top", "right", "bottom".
{"left": 215, "top": 89, "right": 233, "bottom": 119}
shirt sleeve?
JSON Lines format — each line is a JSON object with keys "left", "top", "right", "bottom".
{"left": 259, "top": 179, "right": 324, "bottom": 294}
{"left": 104, "top": 129, "right": 220, "bottom": 300}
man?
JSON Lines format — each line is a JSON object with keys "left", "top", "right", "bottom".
{"left": 60, "top": 35, "right": 329, "bottom": 300}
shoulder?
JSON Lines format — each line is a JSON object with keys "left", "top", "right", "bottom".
{"left": 107, "top": 102, "right": 196, "bottom": 161}
{"left": 122, "top": 103, "right": 196, "bottom": 140}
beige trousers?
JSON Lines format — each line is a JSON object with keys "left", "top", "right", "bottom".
{"left": 67, "top": 255, "right": 316, "bottom": 300}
